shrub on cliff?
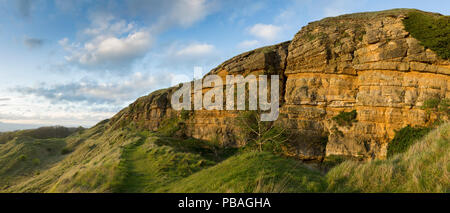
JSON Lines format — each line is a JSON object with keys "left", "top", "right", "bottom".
{"left": 332, "top": 110, "right": 357, "bottom": 126}
{"left": 387, "top": 125, "right": 431, "bottom": 158}
{"left": 403, "top": 11, "right": 450, "bottom": 59}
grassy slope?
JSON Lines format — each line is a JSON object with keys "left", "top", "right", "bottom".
{"left": 158, "top": 123, "right": 448, "bottom": 193}
{"left": 0, "top": 122, "right": 448, "bottom": 193}
{"left": 111, "top": 135, "right": 217, "bottom": 193}
{"left": 1, "top": 122, "right": 129, "bottom": 192}
{"left": 326, "top": 123, "right": 449, "bottom": 193}
{"left": 0, "top": 136, "right": 66, "bottom": 189}
{"left": 158, "top": 152, "right": 326, "bottom": 193}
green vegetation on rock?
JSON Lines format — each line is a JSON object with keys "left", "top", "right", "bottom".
{"left": 387, "top": 125, "right": 431, "bottom": 158}
{"left": 421, "top": 98, "right": 450, "bottom": 120}
{"left": 332, "top": 110, "right": 357, "bottom": 126}
{"left": 403, "top": 11, "right": 450, "bottom": 59}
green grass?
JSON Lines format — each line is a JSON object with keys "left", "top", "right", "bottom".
{"left": 326, "top": 123, "right": 449, "bottom": 193}
{"left": 154, "top": 137, "right": 237, "bottom": 162}
{"left": 321, "top": 155, "right": 362, "bottom": 171}
{"left": 403, "top": 11, "right": 450, "bottom": 59}
{"left": 158, "top": 152, "right": 327, "bottom": 193}
{"left": 0, "top": 136, "right": 67, "bottom": 188}
{"left": 0, "top": 118, "right": 447, "bottom": 193}
{"left": 1, "top": 122, "right": 127, "bottom": 192}
{"left": 387, "top": 125, "right": 431, "bottom": 158}
{"left": 157, "top": 117, "right": 183, "bottom": 137}
{"left": 111, "top": 135, "right": 217, "bottom": 193}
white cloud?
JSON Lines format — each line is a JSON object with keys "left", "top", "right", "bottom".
{"left": 57, "top": 0, "right": 217, "bottom": 73}
{"left": 14, "top": 72, "right": 169, "bottom": 105}
{"left": 7, "top": 69, "right": 190, "bottom": 127}
{"left": 237, "top": 40, "right": 260, "bottom": 49}
{"left": 156, "top": 42, "right": 219, "bottom": 70}
{"left": 165, "top": 0, "right": 211, "bottom": 27}
{"left": 0, "top": 90, "right": 117, "bottom": 127}
{"left": 126, "top": 0, "right": 215, "bottom": 32}
{"left": 248, "top": 23, "right": 282, "bottom": 42}
{"left": 83, "top": 15, "right": 135, "bottom": 37}
{"left": 175, "top": 43, "right": 215, "bottom": 57}
{"left": 59, "top": 16, "right": 153, "bottom": 72}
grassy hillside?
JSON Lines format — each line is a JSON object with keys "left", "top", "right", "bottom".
{"left": 0, "top": 126, "right": 85, "bottom": 189}
{"left": 158, "top": 151, "right": 326, "bottom": 193}
{"left": 0, "top": 136, "right": 66, "bottom": 188}
{"left": 111, "top": 135, "right": 222, "bottom": 193}
{"left": 0, "top": 126, "right": 82, "bottom": 144}
{"left": 326, "top": 123, "right": 449, "bottom": 193}
{"left": 0, "top": 121, "right": 447, "bottom": 193}
{"left": 0, "top": 122, "right": 126, "bottom": 192}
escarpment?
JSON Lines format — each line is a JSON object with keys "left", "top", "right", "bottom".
{"left": 110, "top": 9, "right": 449, "bottom": 161}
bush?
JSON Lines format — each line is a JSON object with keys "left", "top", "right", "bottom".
{"left": 387, "top": 125, "right": 431, "bottom": 158}
{"left": 32, "top": 158, "right": 41, "bottom": 166}
{"left": 61, "top": 147, "right": 73, "bottom": 155}
{"left": 332, "top": 110, "right": 357, "bottom": 126}
{"left": 155, "top": 137, "right": 237, "bottom": 162}
{"left": 403, "top": 11, "right": 450, "bottom": 59}
{"left": 18, "top": 154, "right": 27, "bottom": 161}
{"left": 180, "top": 109, "right": 191, "bottom": 120}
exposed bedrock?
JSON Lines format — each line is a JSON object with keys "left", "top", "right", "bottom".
{"left": 110, "top": 9, "right": 449, "bottom": 160}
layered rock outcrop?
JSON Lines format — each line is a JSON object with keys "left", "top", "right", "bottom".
{"left": 110, "top": 9, "right": 449, "bottom": 161}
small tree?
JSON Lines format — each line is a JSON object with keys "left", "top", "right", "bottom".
{"left": 237, "top": 111, "right": 288, "bottom": 153}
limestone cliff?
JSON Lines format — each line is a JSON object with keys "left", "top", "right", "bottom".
{"left": 110, "top": 9, "right": 449, "bottom": 161}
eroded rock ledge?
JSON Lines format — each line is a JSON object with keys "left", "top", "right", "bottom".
{"left": 110, "top": 9, "right": 449, "bottom": 161}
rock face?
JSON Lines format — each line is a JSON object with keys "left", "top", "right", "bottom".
{"left": 111, "top": 9, "right": 449, "bottom": 161}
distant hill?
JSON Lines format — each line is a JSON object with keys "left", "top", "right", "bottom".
{"left": 0, "top": 122, "right": 41, "bottom": 132}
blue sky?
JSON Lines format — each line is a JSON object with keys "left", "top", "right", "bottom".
{"left": 0, "top": 0, "right": 448, "bottom": 131}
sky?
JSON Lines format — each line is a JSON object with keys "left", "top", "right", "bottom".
{"left": 0, "top": 0, "right": 448, "bottom": 131}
